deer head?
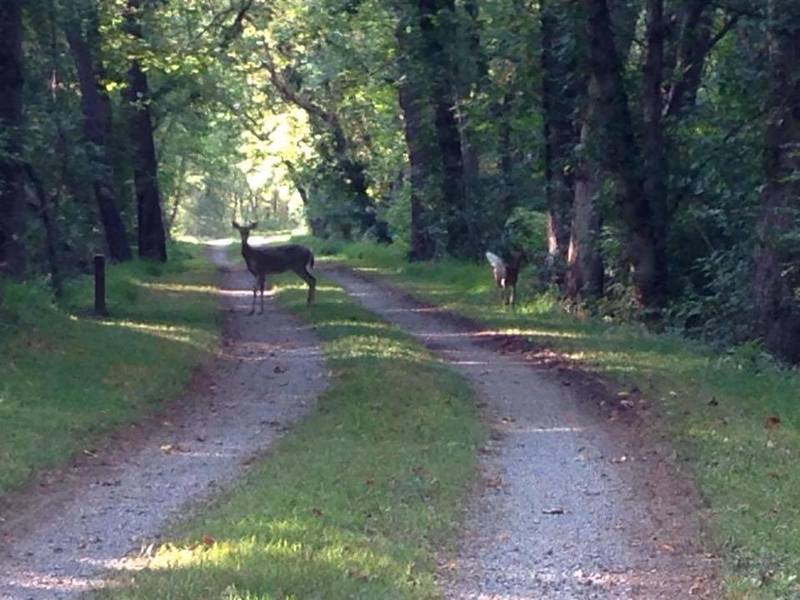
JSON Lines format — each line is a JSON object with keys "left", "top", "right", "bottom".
{"left": 232, "top": 221, "right": 258, "bottom": 245}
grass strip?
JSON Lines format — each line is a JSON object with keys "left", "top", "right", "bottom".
{"left": 0, "top": 243, "right": 218, "bottom": 495}
{"left": 99, "top": 271, "right": 483, "bottom": 600}
{"left": 299, "top": 237, "right": 800, "bottom": 600}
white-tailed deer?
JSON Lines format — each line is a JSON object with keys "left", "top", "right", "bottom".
{"left": 486, "top": 250, "right": 526, "bottom": 307}
{"left": 232, "top": 221, "right": 316, "bottom": 314}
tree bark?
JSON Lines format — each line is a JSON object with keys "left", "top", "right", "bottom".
{"left": 541, "top": 0, "right": 578, "bottom": 284}
{"left": 66, "top": 16, "right": 132, "bottom": 262}
{"left": 583, "top": 0, "right": 667, "bottom": 307}
{"left": 567, "top": 124, "right": 604, "bottom": 300}
{"left": 417, "top": 0, "right": 470, "bottom": 256}
{"left": 0, "top": 0, "right": 25, "bottom": 277}
{"left": 395, "top": 16, "right": 437, "bottom": 260}
{"left": 123, "top": 0, "right": 167, "bottom": 261}
{"left": 752, "top": 0, "right": 800, "bottom": 362}
{"left": 641, "top": 0, "right": 668, "bottom": 296}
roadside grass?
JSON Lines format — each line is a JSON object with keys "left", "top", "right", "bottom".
{"left": 99, "top": 271, "right": 483, "bottom": 599}
{"left": 0, "top": 243, "right": 218, "bottom": 495}
{"left": 297, "top": 237, "right": 800, "bottom": 600}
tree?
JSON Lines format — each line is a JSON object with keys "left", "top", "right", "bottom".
{"left": 752, "top": 0, "right": 800, "bottom": 361}
{"left": 123, "top": 0, "right": 167, "bottom": 261}
{"left": 65, "top": 1, "right": 132, "bottom": 262}
{"left": 582, "top": 0, "right": 667, "bottom": 308}
{"left": 541, "top": 0, "right": 578, "bottom": 284}
{"left": 0, "top": 0, "right": 25, "bottom": 277}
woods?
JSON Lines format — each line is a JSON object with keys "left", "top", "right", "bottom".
{"left": 0, "top": 0, "right": 798, "bottom": 361}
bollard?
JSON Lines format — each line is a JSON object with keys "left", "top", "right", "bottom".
{"left": 94, "top": 254, "right": 108, "bottom": 316}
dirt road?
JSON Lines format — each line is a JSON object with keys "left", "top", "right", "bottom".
{"left": 325, "top": 266, "right": 718, "bottom": 599}
{"left": 0, "top": 247, "right": 326, "bottom": 599}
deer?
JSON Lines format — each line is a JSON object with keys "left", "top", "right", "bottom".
{"left": 232, "top": 221, "right": 316, "bottom": 314}
{"left": 485, "top": 250, "right": 526, "bottom": 307}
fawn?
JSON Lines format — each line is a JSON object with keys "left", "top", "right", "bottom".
{"left": 485, "top": 250, "right": 526, "bottom": 307}
{"left": 232, "top": 221, "right": 316, "bottom": 314}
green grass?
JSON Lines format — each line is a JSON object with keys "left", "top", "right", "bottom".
{"left": 0, "top": 243, "right": 218, "bottom": 495}
{"left": 99, "top": 270, "right": 483, "bottom": 599}
{"left": 296, "top": 237, "right": 800, "bottom": 600}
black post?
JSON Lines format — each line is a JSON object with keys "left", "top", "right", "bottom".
{"left": 94, "top": 253, "right": 107, "bottom": 316}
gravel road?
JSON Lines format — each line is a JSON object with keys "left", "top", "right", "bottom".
{"left": 325, "top": 266, "right": 719, "bottom": 600}
{"left": 0, "top": 246, "right": 326, "bottom": 599}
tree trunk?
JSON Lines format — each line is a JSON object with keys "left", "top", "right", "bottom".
{"left": 418, "top": 0, "right": 470, "bottom": 256}
{"left": 753, "top": 0, "right": 800, "bottom": 362}
{"left": 65, "top": 17, "right": 132, "bottom": 262}
{"left": 664, "top": 0, "right": 711, "bottom": 119}
{"left": 123, "top": 0, "right": 167, "bottom": 261}
{"left": 566, "top": 124, "right": 604, "bottom": 300}
{"left": 541, "top": 0, "right": 578, "bottom": 284}
{"left": 395, "top": 17, "right": 437, "bottom": 261}
{"left": 583, "top": 0, "right": 667, "bottom": 307}
{"left": 0, "top": 0, "right": 25, "bottom": 277}
{"left": 641, "top": 0, "right": 668, "bottom": 296}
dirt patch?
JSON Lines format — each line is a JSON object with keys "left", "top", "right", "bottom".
{"left": 325, "top": 265, "right": 720, "bottom": 600}
{"left": 0, "top": 246, "right": 326, "bottom": 600}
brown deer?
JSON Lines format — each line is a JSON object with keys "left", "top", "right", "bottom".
{"left": 232, "top": 221, "right": 316, "bottom": 314}
{"left": 485, "top": 250, "right": 526, "bottom": 307}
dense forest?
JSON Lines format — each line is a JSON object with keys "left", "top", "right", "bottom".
{"left": 1, "top": 0, "right": 799, "bottom": 361}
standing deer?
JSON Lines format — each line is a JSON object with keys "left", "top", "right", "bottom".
{"left": 232, "top": 221, "right": 316, "bottom": 314}
{"left": 485, "top": 250, "right": 526, "bottom": 307}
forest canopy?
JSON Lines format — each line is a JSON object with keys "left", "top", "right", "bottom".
{"left": 1, "top": 0, "right": 799, "bottom": 361}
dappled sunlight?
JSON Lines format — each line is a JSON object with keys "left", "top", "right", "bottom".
{"left": 327, "top": 334, "right": 435, "bottom": 364}
{"left": 93, "top": 318, "right": 209, "bottom": 349}
{"left": 111, "top": 518, "right": 414, "bottom": 597}
{"left": 134, "top": 280, "right": 221, "bottom": 296}
{"left": 0, "top": 570, "right": 106, "bottom": 596}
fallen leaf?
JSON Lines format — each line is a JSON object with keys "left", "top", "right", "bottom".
{"left": 542, "top": 507, "right": 565, "bottom": 515}
{"left": 273, "top": 365, "right": 287, "bottom": 373}
{"left": 765, "top": 415, "right": 781, "bottom": 429}
{"left": 310, "top": 507, "right": 324, "bottom": 517}
{"left": 201, "top": 534, "right": 216, "bottom": 547}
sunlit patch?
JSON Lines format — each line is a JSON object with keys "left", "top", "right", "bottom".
{"left": 134, "top": 281, "right": 220, "bottom": 295}
{"left": 93, "top": 318, "right": 207, "bottom": 348}
{"left": 328, "top": 334, "right": 436, "bottom": 364}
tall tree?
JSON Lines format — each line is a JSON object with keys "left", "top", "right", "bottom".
{"left": 123, "top": 0, "right": 167, "bottom": 261}
{"left": 65, "top": 3, "right": 132, "bottom": 262}
{"left": 583, "top": 0, "right": 667, "bottom": 307}
{"left": 0, "top": 0, "right": 25, "bottom": 277}
{"left": 752, "top": 0, "right": 800, "bottom": 361}
{"left": 395, "top": 14, "right": 438, "bottom": 260}
{"left": 417, "top": 0, "right": 470, "bottom": 256}
{"left": 541, "top": 0, "right": 578, "bottom": 284}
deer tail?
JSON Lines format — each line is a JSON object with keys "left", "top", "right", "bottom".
{"left": 307, "top": 251, "right": 315, "bottom": 271}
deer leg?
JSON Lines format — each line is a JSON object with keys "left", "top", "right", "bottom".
{"left": 259, "top": 276, "right": 266, "bottom": 314}
{"left": 294, "top": 268, "right": 317, "bottom": 305}
{"left": 509, "top": 284, "right": 516, "bottom": 308}
{"left": 249, "top": 280, "right": 257, "bottom": 315}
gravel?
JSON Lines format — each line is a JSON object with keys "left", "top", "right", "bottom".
{"left": 0, "top": 246, "right": 326, "bottom": 599}
{"left": 325, "top": 266, "right": 719, "bottom": 600}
